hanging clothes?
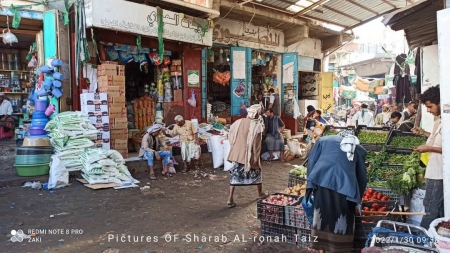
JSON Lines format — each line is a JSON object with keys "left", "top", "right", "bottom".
{"left": 394, "top": 75, "right": 412, "bottom": 104}
{"left": 415, "top": 48, "right": 422, "bottom": 94}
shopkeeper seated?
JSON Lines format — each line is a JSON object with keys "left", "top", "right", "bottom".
{"left": 0, "top": 93, "right": 15, "bottom": 129}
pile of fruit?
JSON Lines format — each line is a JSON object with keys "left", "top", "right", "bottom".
{"left": 289, "top": 165, "right": 307, "bottom": 179}
{"left": 389, "top": 136, "right": 425, "bottom": 149}
{"left": 362, "top": 188, "right": 391, "bottom": 203}
{"left": 263, "top": 194, "right": 299, "bottom": 206}
{"left": 283, "top": 183, "right": 307, "bottom": 196}
{"left": 358, "top": 131, "right": 388, "bottom": 144}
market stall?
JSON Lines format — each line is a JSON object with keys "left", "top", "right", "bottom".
{"left": 255, "top": 126, "right": 429, "bottom": 252}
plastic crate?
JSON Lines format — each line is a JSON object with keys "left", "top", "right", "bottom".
{"left": 385, "top": 130, "right": 426, "bottom": 154}
{"left": 257, "top": 194, "right": 301, "bottom": 225}
{"left": 371, "top": 187, "right": 410, "bottom": 206}
{"left": 296, "top": 228, "right": 312, "bottom": 247}
{"left": 288, "top": 174, "right": 307, "bottom": 187}
{"left": 355, "top": 201, "right": 400, "bottom": 240}
{"left": 356, "top": 127, "right": 390, "bottom": 152}
{"left": 260, "top": 221, "right": 298, "bottom": 245}
{"left": 369, "top": 221, "right": 433, "bottom": 249}
{"left": 361, "top": 143, "right": 385, "bottom": 152}
{"left": 357, "top": 126, "right": 392, "bottom": 132}
{"left": 323, "top": 125, "right": 356, "bottom": 136}
{"left": 285, "top": 204, "right": 311, "bottom": 229}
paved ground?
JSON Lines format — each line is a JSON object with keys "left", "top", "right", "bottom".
{"left": 0, "top": 155, "right": 319, "bottom": 253}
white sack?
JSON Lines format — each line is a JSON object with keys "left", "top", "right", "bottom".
{"left": 287, "top": 139, "right": 302, "bottom": 156}
{"left": 48, "top": 155, "right": 69, "bottom": 189}
{"left": 222, "top": 140, "right": 233, "bottom": 171}
{"left": 210, "top": 135, "right": 224, "bottom": 168}
{"left": 429, "top": 217, "right": 450, "bottom": 251}
{"left": 408, "top": 188, "right": 426, "bottom": 225}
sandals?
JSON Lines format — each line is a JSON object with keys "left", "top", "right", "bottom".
{"left": 162, "top": 172, "right": 173, "bottom": 177}
{"left": 181, "top": 167, "right": 189, "bottom": 173}
{"left": 227, "top": 202, "right": 236, "bottom": 208}
{"left": 149, "top": 174, "right": 157, "bottom": 180}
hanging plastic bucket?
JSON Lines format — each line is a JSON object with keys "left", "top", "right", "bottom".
{"left": 53, "top": 72, "right": 64, "bottom": 80}
{"left": 34, "top": 100, "right": 48, "bottom": 111}
{"left": 52, "top": 87, "right": 63, "bottom": 98}
{"left": 51, "top": 59, "right": 63, "bottom": 67}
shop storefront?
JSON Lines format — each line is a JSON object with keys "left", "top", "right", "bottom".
{"left": 204, "top": 18, "right": 302, "bottom": 131}
{"left": 79, "top": 0, "right": 212, "bottom": 157}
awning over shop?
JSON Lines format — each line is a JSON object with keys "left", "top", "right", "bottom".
{"left": 382, "top": 0, "right": 444, "bottom": 48}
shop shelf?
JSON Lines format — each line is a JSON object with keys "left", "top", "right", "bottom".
{"left": 287, "top": 174, "right": 307, "bottom": 187}
{"left": 323, "top": 125, "right": 356, "bottom": 136}
{"left": 385, "top": 129, "right": 426, "bottom": 154}
{"left": 260, "top": 221, "right": 298, "bottom": 245}
{"left": 284, "top": 203, "right": 311, "bottom": 230}
{"left": 257, "top": 193, "right": 300, "bottom": 225}
{"left": 296, "top": 228, "right": 312, "bottom": 247}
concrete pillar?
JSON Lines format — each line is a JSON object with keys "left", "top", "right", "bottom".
{"left": 284, "top": 26, "right": 309, "bottom": 47}
{"left": 437, "top": 7, "right": 450, "bottom": 216}
{"left": 322, "top": 54, "right": 329, "bottom": 72}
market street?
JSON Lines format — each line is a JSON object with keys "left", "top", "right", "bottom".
{"left": 0, "top": 158, "right": 316, "bottom": 253}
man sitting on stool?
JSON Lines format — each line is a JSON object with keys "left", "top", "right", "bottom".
{"left": 0, "top": 93, "right": 15, "bottom": 132}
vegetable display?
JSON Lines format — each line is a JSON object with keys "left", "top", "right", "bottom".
{"left": 389, "top": 136, "right": 425, "bottom": 149}
{"left": 324, "top": 129, "right": 339, "bottom": 136}
{"left": 362, "top": 188, "right": 391, "bottom": 203}
{"left": 357, "top": 131, "right": 388, "bottom": 143}
{"left": 283, "top": 183, "right": 307, "bottom": 196}
{"left": 263, "top": 194, "right": 298, "bottom": 206}
{"left": 289, "top": 165, "right": 307, "bottom": 179}
{"left": 386, "top": 153, "right": 410, "bottom": 164}
{"left": 386, "top": 152, "right": 422, "bottom": 195}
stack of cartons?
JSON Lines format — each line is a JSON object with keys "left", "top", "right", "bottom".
{"left": 80, "top": 93, "right": 110, "bottom": 150}
{"left": 97, "top": 61, "right": 128, "bottom": 158}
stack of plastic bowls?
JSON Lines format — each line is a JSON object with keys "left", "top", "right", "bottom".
{"left": 29, "top": 99, "right": 49, "bottom": 136}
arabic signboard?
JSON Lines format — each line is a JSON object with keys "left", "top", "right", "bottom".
{"left": 84, "top": 0, "right": 213, "bottom": 47}
{"left": 213, "top": 19, "right": 285, "bottom": 53}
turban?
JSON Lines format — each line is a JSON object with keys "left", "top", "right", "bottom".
{"left": 246, "top": 104, "right": 262, "bottom": 119}
{"left": 147, "top": 124, "right": 163, "bottom": 134}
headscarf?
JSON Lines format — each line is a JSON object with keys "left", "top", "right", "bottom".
{"left": 147, "top": 124, "right": 163, "bottom": 134}
{"left": 338, "top": 130, "right": 360, "bottom": 161}
{"left": 246, "top": 104, "right": 262, "bottom": 119}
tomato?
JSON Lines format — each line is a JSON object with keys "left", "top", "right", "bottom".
{"left": 367, "top": 188, "right": 373, "bottom": 194}
{"left": 363, "top": 207, "right": 369, "bottom": 211}
{"left": 372, "top": 203, "right": 380, "bottom": 209}
{"left": 370, "top": 208, "right": 377, "bottom": 212}
{"left": 379, "top": 207, "right": 387, "bottom": 212}
{"left": 381, "top": 196, "right": 389, "bottom": 201}
{"left": 377, "top": 193, "right": 383, "bottom": 200}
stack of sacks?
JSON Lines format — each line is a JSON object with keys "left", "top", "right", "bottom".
{"left": 45, "top": 111, "right": 99, "bottom": 171}
{"left": 80, "top": 148, "right": 138, "bottom": 185}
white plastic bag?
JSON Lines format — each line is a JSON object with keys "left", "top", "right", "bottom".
{"left": 194, "top": 144, "right": 201, "bottom": 160}
{"left": 210, "top": 135, "right": 224, "bottom": 168}
{"left": 2, "top": 29, "right": 18, "bottom": 45}
{"left": 187, "top": 89, "right": 196, "bottom": 107}
{"left": 408, "top": 188, "right": 426, "bottom": 225}
{"left": 222, "top": 140, "right": 233, "bottom": 171}
{"left": 287, "top": 139, "right": 302, "bottom": 156}
{"left": 48, "top": 155, "right": 69, "bottom": 189}
{"left": 293, "top": 98, "right": 302, "bottom": 119}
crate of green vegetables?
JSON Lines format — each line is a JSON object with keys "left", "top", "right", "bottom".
{"left": 323, "top": 125, "right": 356, "bottom": 136}
{"left": 385, "top": 130, "right": 427, "bottom": 154}
{"left": 356, "top": 128, "right": 390, "bottom": 152}
{"left": 288, "top": 165, "right": 307, "bottom": 187}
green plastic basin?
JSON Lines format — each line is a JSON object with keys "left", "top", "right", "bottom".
{"left": 14, "top": 163, "right": 50, "bottom": 177}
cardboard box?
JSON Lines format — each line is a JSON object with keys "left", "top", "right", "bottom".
{"left": 101, "top": 61, "right": 118, "bottom": 65}
{"left": 92, "top": 131, "right": 110, "bottom": 140}
{"left": 108, "top": 96, "right": 126, "bottom": 104}
{"left": 110, "top": 118, "right": 128, "bottom": 129}
{"left": 88, "top": 115, "right": 110, "bottom": 124}
{"left": 92, "top": 139, "right": 111, "bottom": 150}
{"left": 173, "top": 89, "right": 183, "bottom": 102}
{"left": 117, "top": 65, "right": 125, "bottom": 76}
{"left": 98, "top": 69, "right": 117, "bottom": 76}
{"left": 116, "top": 149, "right": 129, "bottom": 159}
{"left": 87, "top": 111, "right": 108, "bottom": 117}
{"left": 111, "top": 129, "right": 128, "bottom": 139}
{"left": 111, "top": 139, "right": 128, "bottom": 150}
{"left": 98, "top": 86, "right": 125, "bottom": 93}
{"left": 81, "top": 104, "right": 109, "bottom": 114}
{"left": 80, "top": 93, "right": 108, "bottom": 101}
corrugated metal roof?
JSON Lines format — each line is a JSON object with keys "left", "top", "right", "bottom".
{"left": 383, "top": 0, "right": 443, "bottom": 48}
{"left": 239, "top": 0, "right": 411, "bottom": 30}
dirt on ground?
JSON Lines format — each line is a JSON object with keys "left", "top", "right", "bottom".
{"left": 0, "top": 157, "right": 317, "bottom": 253}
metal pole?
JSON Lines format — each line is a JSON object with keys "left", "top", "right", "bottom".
{"left": 437, "top": 7, "right": 450, "bottom": 216}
